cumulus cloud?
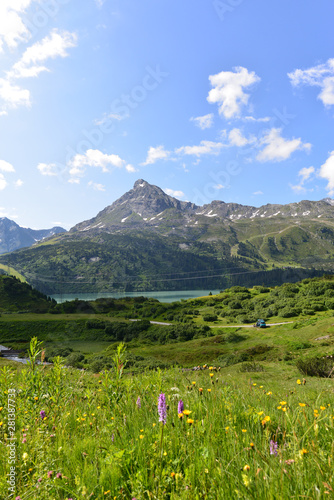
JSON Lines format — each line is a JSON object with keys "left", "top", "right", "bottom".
{"left": 125, "top": 164, "right": 138, "bottom": 173}
{"left": 142, "top": 145, "right": 170, "bottom": 165}
{"left": 190, "top": 113, "right": 214, "bottom": 130}
{"left": 228, "top": 128, "right": 251, "bottom": 147}
{"left": 176, "top": 140, "right": 224, "bottom": 157}
{"left": 8, "top": 29, "right": 78, "bottom": 79}
{"left": 0, "top": 1, "right": 37, "bottom": 53}
{"left": 68, "top": 149, "right": 126, "bottom": 181}
{"left": 319, "top": 151, "right": 334, "bottom": 195}
{"left": 290, "top": 167, "right": 315, "bottom": 193}
{"left": 207, "top": 66, "right": 260, "bottom": 119}
{"left": 253, "top": 191, "right": 263, "bottom": 195}
{"left": 38, "top": 149, "right": 131, "bottom": 184}
{"left": 0, "top": 29, "right": 77, "bottom": 112}
{"left": 0, "top": 79, "right": 30, "bottom": 109}
{"left": 37, "top": 163, "right": 59, "bottom": 176}
{"left": 243, "top": 116, "right": 270, "bottom": 123}
{"left": 88, "top": 181, "right": 105, "bottom": 191}
{"left": 256, "top": 128, "right": 311, "bottom": 162}
{"left": 0, "top": 174, "right": 7, "bottom": 190}
{"left": 14, "top": 179, "right": 23, "bottom": 188}
{"left": 164, "top": 188, "right": 185, "bottom": 199}
{"left": 288, "top": 58, "right": 334, "bottom": 107}
{"left": 0, "top": 160, "right": 15, "bottom": 172}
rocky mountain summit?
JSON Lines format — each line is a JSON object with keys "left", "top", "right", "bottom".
{"left": 71, "top": 179, "right": 334, "bottom": 236}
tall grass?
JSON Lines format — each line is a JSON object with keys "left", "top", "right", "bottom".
{"left": 0, "top": 340, "right": 333, "bottom": 499}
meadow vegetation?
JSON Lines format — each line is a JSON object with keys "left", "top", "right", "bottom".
{"left": 0, "top": 275, "right": 334, "bottom": 498}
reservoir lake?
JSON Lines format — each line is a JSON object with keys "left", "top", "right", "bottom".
{"left": 50, "top": 289, "right": 221, "bottom": 304}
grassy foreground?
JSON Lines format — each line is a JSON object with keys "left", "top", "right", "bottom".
{"left": 0, "top": 341, "right": 334, "bottom": 500}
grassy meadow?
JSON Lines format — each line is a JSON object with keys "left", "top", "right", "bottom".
{"left": 0, "top": 340, "right": 334, "bottom": 500}
{"left": 0, "top": 276, "right": 334, "bottom": 498}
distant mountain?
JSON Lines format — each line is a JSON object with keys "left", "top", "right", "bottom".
{"left": 71, "top": 179, "right": 334, "bottom": 235}
{"left": 0, "top": 217, "right": 66, "bottom": 254}
{"left": 0, "top": 180, "right": 332, "bottom": 294}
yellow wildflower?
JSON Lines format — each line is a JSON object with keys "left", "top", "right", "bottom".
{"left": 297, "top": 379, "right": 301, "bottom": 385}
{"left": 187, "top": 418, "right": 194, "bottom": 425}
{"left": 243, "top": 464, "right": 250, "bottom": 471}
{"left": 183, "top": 410, "right": 192, "bottom": 416}
{"left": 299, "top": 403, "right": 306, "bottom": 407}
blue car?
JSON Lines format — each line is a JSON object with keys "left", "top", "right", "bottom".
{"left": 254, "top": 319, "right": 266, "bottom": 328}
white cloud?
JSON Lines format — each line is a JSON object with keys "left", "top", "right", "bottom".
{"left": 253, "top": 190, "right": 263, "bottom": 195}
{"left": 88, "top": 181, "right": 105, "bottom": 191}
{"left": 0, "top": 29, "right": 77, "bottom": 112}
{"left": 95, "top": 0, "right": 105, "bottom": 7}
{"left": 298, "top": 166, "right": 315, "bottom": 183}
{"left": 69, "top": 149, "right": 126, "bottom": 180}
{"left": 9, "top": 29, "right": 78, "bottom": 79}
{"left": 0, "top": 174, "right": 7, "bottom": 190}
{"left": 37, "top": 149, "right": 130, "bottom": 184}
{"left": 94, "top": 112, "right": 125, "bottom": 126}
{"left": 0, "top": 1, "right": 36, "bottom": 53}
{"left": 290, "top": 164, "right": 315, "bottom": 192}
{"left": 214, "top": 184, "right": 225, "bottom": 189}
{"left": 256, "top": 128, "right": 311, "bottom": 162}
{"left": 14, "top": 179, "right": 23, "bottom": 188}
{"left": 176, "top": 140, "right": 224, "bottom": 157}
{"left": 142, "top": 145, "right": 170, "bottom": 165}
{"left": 319, "top": 151, "right": 334, "bottom": 195}
{"left": 207, "top": 66, "right": 260, "bottom": 119}
{"left": 243, "top": 116, "right": 270, "bottom": 123}
{"left": 190, "top": 113, "right": 214, "bottom": 130}
{"left": 0, "top": 78, "right": 30, "bottom": 109}
{"left": 228, "top": 128, "right": 250, "bottom": 147}
{"left": 0, "top": 160, "right": 15, "bottom": 172}
{"left": 125, "top": 164, "right": 138, "bottom": 173}
{"left": 37, "top": 163, "right": 59, "bottom": 176}
{"left": 164, "top": 188, "right": 185, "bottom": 199}
{"left": 288, "top": 58, "right": 334, "bottom": 107}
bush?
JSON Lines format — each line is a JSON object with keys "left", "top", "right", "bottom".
{"left": 239, "top": 362, "right": 265, "bottom": 372}
{"left": 45, "top": 346, "right": 73, "bottom": 362}
{"left": 65, "top": 352, "right": 85, "bottom": 368}
{"left": 288, "top": 341, "right": 312, "bottom": 350}
{"left": 296, "top": 356, "right": 334, "bottom": 377}
{"left": 203, "top": 314, "right": 218, "bottom": 322}
{"left": 225, "top": 332, "right": 247, "bottom": 343}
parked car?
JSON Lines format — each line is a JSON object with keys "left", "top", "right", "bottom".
{"left": 253, "top": 319, "right": 266, "bottom": 328}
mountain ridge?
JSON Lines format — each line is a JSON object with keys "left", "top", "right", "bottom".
{"left": 0, "top": 179, "right": 333, "bottom": 294}
{"left": 0, "top": 217, "right": 66, "bottom": 254}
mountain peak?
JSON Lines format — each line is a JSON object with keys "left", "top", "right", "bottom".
{"left": 133, "top": 179, "right": 149, "bottom": 189}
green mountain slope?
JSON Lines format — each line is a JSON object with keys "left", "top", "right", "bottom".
{"left": 0, "top": 180, "right": 333, "bottom": 293}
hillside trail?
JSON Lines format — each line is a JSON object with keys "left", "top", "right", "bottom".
{"left": 129, "top": 319, "right": 294, "bottom": 328}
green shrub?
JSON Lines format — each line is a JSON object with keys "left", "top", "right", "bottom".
{"left": 239, "top": 362, "right": 265, "bottom": 372}
{"left": 203, "top": 314, "right": 218, "bottom": 322}
{"left": 288, "top": 341, "right": 312, "bottom": 350}
{"left": 65, "top": 352, "right": 85, "bottom": 368}
{"left": 225, "top": 332, "right": 247, "bottom": 343}
{"left": 296, "top": 356, "right": 334, "bottom": 377}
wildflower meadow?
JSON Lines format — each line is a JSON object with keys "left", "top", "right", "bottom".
{"left": 0, "top": 338, "right": 333, "bottom": 499}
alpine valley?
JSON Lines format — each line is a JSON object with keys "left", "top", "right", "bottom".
{"left": 1, "top": 179, "right": 333, "bottom": 294}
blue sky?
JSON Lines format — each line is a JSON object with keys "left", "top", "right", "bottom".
{"left": 0, "top": 0, "right": 333, "bottom": 229}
